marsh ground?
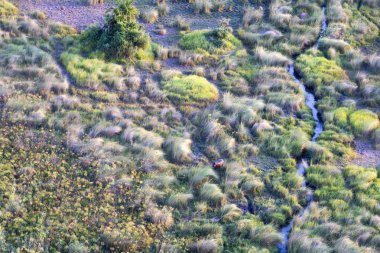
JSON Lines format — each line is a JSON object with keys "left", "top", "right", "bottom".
{"left": 2, "top": 0, "right": 380, "bottom": 252}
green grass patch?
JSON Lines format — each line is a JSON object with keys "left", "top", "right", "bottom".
{"left": 343, "top": 165, "right": 377, "bottom": 191}
{"left": 295, "top": 50, "right": 347, "bottom": 90}
{"left": 60, "top": 52, "right": 123, "bottom": 90}
{"left": 179, "top": 28, "right": 241, "bottom": 54}
{"left": 349, "top": 109, "right": 379, "bottom": 136}
{"left": 162, "top": 75, "right": 218, "bottom": 106}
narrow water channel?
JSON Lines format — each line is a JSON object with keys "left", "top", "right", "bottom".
{"left": 277, "top": 7, "right": 327, "bottom": 253}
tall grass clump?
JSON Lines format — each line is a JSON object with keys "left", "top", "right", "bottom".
{"left": 168, "top": 193, "right": 193, "bottom": 209}
{"left": 343, "top": 165, "right": 377, "bottom": 191}
{"left": 288, "top": 232, "right": 331, "bottom": 253}
{"left": 194, "top": 0, "right": 213, "bottom": 15}
{"left": 142, "top": 9, "right": 159, "bottom": 24}
{"left": 348, "top": 109, "right": 379, "bottom": 136}
{"left": 190, "top": 167, "right": 219, "bottom": 189}
{"left": 254, "top": 47, "right": 291, "bottom": 66}
{"left": 163, "top": 136, "right": 192, "bottom": 163}
{"left": 200, "top": 183, "right": 226, "bottom": 207}
{"left": 88, "top": 0, "right": 104, "bottom": 5}
{"left": 242, "top": 7, "right": 263, "bottom": 28}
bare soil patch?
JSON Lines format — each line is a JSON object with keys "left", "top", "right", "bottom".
{"left": 12, "top": 0, "right": 114, "bottom": 31}
{"left": 351, "top": 140, "right": 380, "bottom": 168}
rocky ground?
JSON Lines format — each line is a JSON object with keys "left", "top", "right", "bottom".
{"left": 12, "top": 0, "right": 113, "bottom": 31}
{"left": 351, "top": 140, "right": 380, "bottom": 168}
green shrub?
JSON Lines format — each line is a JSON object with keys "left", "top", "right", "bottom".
{"left": 179, "top": 28, "right": 241, "bottom": 54}
{"left": 86, "top": 0, "right": 150, "bottom": 59}
{"left": 162, "top": 75, "right": 218, "bottom": 106}
{"left": 304, "top": 142, "right": 334, "bottom": 164}
{"left": 349, "top": 109, "right": 379, "bottom": 136}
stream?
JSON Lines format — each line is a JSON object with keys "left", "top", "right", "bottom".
{"left": 277, "top": 7, "right": 327, "bottom": 253}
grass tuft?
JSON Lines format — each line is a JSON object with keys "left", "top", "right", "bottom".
{"left": 162, "top": 75, "right": 218, "bottom": 106}
{"left": 179, "top": 28, "right": 241, "bottom": 54}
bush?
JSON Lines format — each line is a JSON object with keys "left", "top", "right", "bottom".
{"left": 250, "top": 225, "right": 282, "bottom": 247}
{"left": 314, "top": 186, "right": 353, "bottom": 202}
{"left": 242, "top": 7, "right": 263, "bottom": 28}
{"left": 93, "top": 0, "right": 150, "bottom": 59}
{"left": 194, "top": 0, "right": 213, "bottom": 15}
{"left": 191, "top": 167, "right": 219, "bottom": 189}
{"left": 162, "top": 75, "right": 218, "bottom": 106}
{"left": 179, "top": 28, "right": 241, "bottom": 54}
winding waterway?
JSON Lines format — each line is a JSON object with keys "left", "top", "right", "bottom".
{"left": 277, "top": 7, "right": 327, "bottom": 253}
